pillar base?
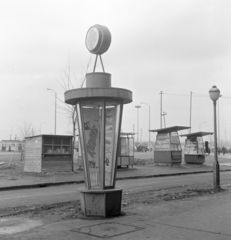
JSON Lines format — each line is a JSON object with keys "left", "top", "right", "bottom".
{"left": 79, "top": 188, "right": 123, "bottom": 217}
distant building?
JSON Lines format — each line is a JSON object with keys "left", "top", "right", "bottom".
{"left": 0, "top": 140, "right": 24, "bottom": 152}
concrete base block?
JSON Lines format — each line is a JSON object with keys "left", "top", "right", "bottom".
{"left": 154, "top": 163, "right": 181, "bottom": 167}
{"left": 184, "top": 155, "right": 205, "bottom": 164}
{"left": 79, "top": 188, "right": 123, "bottom": 217}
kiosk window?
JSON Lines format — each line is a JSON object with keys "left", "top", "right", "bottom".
{"left": 170, "top": 132, "right": 182, "bottom": 151}
{"left": 197, "top": 137, "right": 204, "bottom": 154}
{"left": 129, "top": 138, "right": 134, "bottom": 156}
{"left": 184, "top": 139, "right": 197, "bottom": 154}
{"left": 155, "top": 133, "right": 170, "bottom": 151}
{"left": 120, "top": 138, "right": 129, "bottom": 155}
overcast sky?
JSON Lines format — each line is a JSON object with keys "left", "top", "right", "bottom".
{"left": 1, "top": 0, "right": 231, "bottom": 144}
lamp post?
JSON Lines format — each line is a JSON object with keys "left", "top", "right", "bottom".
{"left": 47, "top": 88, "right": 57, "bottom": 135}
{"left": 199, "top": 122, "right": 206, "bottom": 131}
{"left": 135, "top": 105, "right": 141, "bottom": 143}
{"left": 140, "top": 102, "right": 150, "bottom": 150}
{"left": 218, "top": 94, "right": 222, "bottom": 147}
{"left": 10, "top": 125, "right": 18, "bottom": 140}
{"left": 209, "top": 85, "right": 221, "bottom": 190}
{"left": 40, "top": 122, "right": 46, "bottom": 134}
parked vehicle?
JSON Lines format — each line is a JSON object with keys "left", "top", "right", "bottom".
{"left": 136, "top": 145, "right": 149, "bottom": 152}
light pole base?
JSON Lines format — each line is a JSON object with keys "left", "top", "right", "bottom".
{"left": 79, "top": 188, "right": 123, "bottom": 217}
{"left": 213, "top": 161, "right": 220, "bottom": 190}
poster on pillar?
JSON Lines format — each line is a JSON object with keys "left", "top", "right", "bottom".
{"left": 83, "top": 107, "right": 100, "bottom": 169}
{"left": 105, "top": 107, "right": 116, "bottom": 185}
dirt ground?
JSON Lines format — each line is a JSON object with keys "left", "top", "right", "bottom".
{"left": 1, "top": 151, "right": 231, "bottom": 177}
{"left": 0, "top": 184, "right": 225, "bottom": 224}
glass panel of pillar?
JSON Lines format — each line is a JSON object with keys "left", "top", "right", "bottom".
{"left": 76, "top": 98, "right": 122, "bottom": 190}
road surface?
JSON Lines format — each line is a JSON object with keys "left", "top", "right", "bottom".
{"left": 0, "top": 171, "right": 231, "bottom": 208}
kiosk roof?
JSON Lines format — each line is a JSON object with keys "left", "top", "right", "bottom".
{"left": 120, "top": 132, "right": 135, "bottom": 136}
{"left": 181, "top": 131, "right": 213, "bottom": 137}
{"left": 149, "top": 126, "right": 190, "bottom": 133}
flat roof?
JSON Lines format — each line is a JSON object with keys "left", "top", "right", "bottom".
{"left": 149, "top": 126, "right": 190, "bottom": 133}
{"left": 181, "top": 131, "right": 213, "bottom": 137}
{"left": 25, "top": 134, "right": 73, "bottom": 139}
{"left": 120, "top": 132, "right": 135, "bottom": 136}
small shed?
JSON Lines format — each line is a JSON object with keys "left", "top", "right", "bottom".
{"left": 181, "top": 131, "right": 213, "bottom": 164}
{"left": 24, "top": 134, "right": 73, "bottom": 173}
{"left": 150, "top": 126, "right": 190, "bottom": 165}
{"left": 117, "top": 132, "right": 135, "bottom": 168}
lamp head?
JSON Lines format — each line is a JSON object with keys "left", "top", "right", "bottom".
{"left": 135, "top": 105, "right": 141, "bottom": 108}
{"left": 209, "top": 85, "right": 220, "bottom": 102}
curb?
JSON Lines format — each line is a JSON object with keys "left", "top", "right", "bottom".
{"left": 1, "top": 169, "right": 231, "bottom": 191}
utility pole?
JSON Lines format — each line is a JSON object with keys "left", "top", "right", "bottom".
{"left": 189, "top": 91, "right": 192, "bottom": 133}
{"left": 140, "top": 128, "right": 142, "bottom": 142}
{"left": 160, "top": 91, "right": 163, "bottom": 128}
{"left": 162, "top": 112, "right": 167, "bottom": 128}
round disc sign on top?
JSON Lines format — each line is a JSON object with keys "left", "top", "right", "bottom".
{"left": 85, "top": 24, "right": 111, "bottom": 55}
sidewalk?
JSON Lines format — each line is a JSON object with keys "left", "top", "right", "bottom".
{"left": 0, "top": 153, "right": 231, "bottom": 190}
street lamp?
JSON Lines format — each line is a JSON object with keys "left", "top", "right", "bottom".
{"left": 209, "top": 85, "right": 221, "bottom": 190}
{"left": 135, "top": 105, "right": 141, "bottom": 143}
{"left": 140, "top": 102, "right": 150, "bottom": 150}
{"left": 47, "top": 88, "right": 57, "bottom": 135}
{"left": 199, "top": 122, "right": 206, "bottom": 131}
{"left": 218, "top": 94, "right": 222, "bottom": 147}
{"left": 40, "top": 122, "right": 46, "bottom": 134}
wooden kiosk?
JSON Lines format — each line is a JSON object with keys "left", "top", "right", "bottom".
{"left": 181, "top": 131, "right": 213, "bottom": 164}
{"left": 24, "top": 134, "right": 73, "bottom": 173}
{"left": 117, "top": 132, "right": 135, "bottom": 168}
{"left": 150, "top": 126, "right": 189, "bottom": 166}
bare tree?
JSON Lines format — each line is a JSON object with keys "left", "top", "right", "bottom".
{"left": 18, "top": 122, "right": 34, "bottom": 139}
{"left": 17, "top": 122, "right": 35, "bottom": 161}
{"left": 56, "top": 57, "right": 92, "bottom": 161}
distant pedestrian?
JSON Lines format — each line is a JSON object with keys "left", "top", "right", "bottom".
{"left": 217, "top": 148, "right": 221, "bottom": 155}
{"left": 222, "top": 146, "right": 226, "bottom": 155}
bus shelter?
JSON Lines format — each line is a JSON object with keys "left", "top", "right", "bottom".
{"left": 117, "top": 132, "right": 135, "bottom": 168}
{"left": 181, "top": 131, "right": 213, "bottom": 164}
{"left": 150, "top": 126, "right": 190, "bottom": 166}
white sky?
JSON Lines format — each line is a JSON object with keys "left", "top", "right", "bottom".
{"left": 1, "top": 0, "right": 231, "bottom": 144}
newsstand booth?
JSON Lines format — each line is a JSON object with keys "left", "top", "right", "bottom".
{"left": 117, "top": 132, "right": 135, "bottom": 168}
{"left": 181, "top": 131, "right": 213, "bottom": 164}
{"left": 150, "top": 126, "right": 189, "bottom": 165}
